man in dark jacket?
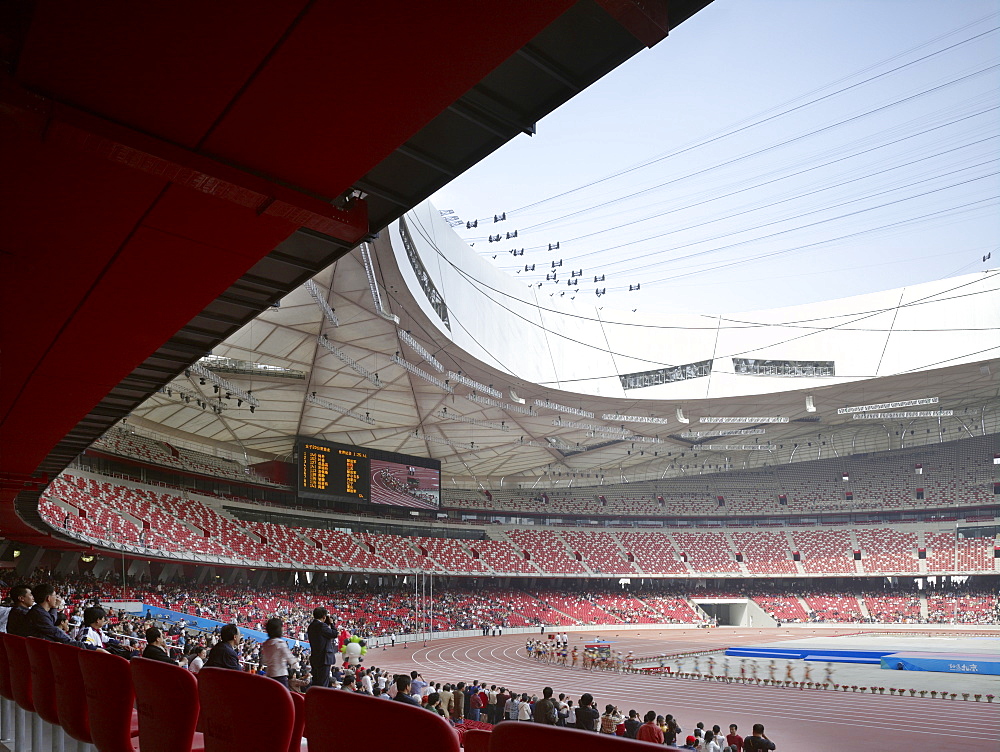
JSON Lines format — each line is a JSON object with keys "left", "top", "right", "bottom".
{"left": 533, "top": 686, "right": 559, "bottom": 725}
{"left": 4, "top": 585, "right": 34, "bottom": 637}
{"left": 26, "top": 584, "right": 105, "bottom": 651}
{"left": 141, "top": 627, "right": 178, "bottom": 664}
{"left": 205, "top": 624, "right": 242, "bottom": 670}
{"left": 307, "top": 607, "right": 337, "bottom": 688}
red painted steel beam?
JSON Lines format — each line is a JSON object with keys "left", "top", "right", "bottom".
{"left": 0, "top": 76, "right": 369, "bottom": 244}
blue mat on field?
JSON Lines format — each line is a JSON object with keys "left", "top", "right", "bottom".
{"left": 725, "top": 645, "right": 892, "bottom": 663}
{"left": 880, "top": 652, "right": 1000, "bottom": 675}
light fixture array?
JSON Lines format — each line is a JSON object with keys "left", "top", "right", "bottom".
{"left": 514, "top": 436, "right": 545, "bottom": 447}
{"left": 306, "top": 392, "right": 376, "bottom": 425}
{"left": 679, "top": 429, "right": 766, "bottom": 438}
{"left": 837, "top": 397, "right": 938, "bottom": 414}
{"left": 392, "top": 354, "right": 454, "bottom": 392}
{"left": 159, "top": 386, "right": 228, "bottom": 413}
{"left": 465, "top": 393, "right": 537, "bottom": 415}
{"left": 699, "top": 416, "right": 789, "bottom": 423}
{"left": 447, "top": 372, "right": 501, "bottom": 399}
{"left": 317, "top": 334, "right": 383, "bottom": 388}
{"left": 437, "top": 408, "right": 509, "bottom": 432}
{"left": 698, "top": 444, "right": 774, "bottom": 451}
{"left": 534, "top": 399, "right": 594, "bottom": 418}
{"left": 413, "top": 431, "right": 476, "bottom": 450}
{"left": 360, "top": 242, "right": 399, "bottom": 323}
{"left": 398, "top": 330, "right": 443, "bottom": 372}
{"left": 189, "top": 362, "right": 260, "bottom": 408}
{"left": 620, "top": 435, "right": 664, "bottom": 445}
{"left": 602, "top": 413, "right": 671, "bottom": 424}
{"left": 304, "top": 279, "right": 339, "bottom": 327}
{"left": 553, "top": 417, "right": 630, "bottom": 436}
{"left": 851, "top": 410, "right": 953, "bottom": 420}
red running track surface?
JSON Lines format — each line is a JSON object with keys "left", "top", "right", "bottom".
{"left": 366, "top": 628, "right": 1000, "bottom": 752}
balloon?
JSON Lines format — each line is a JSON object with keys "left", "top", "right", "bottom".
{"left": 350, "top": 635, "right": 360, "bottom": 643}
{"left": 360, "top": 646, "right": 367, "bottom": 656}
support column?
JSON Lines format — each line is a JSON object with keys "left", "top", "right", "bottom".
{"left": 158, "top": 563, "right": 181, "bottom": 583}
{"left": 54, "top": 552, "right": 82, "bottom": 575}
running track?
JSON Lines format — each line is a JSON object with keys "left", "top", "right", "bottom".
{"left": 368, "top": 628, "right": 1000, "bottom": 751}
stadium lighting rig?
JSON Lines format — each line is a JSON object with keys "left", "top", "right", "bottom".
{"left": 446, "top": 371, "right": 502, "bottom": 399}
{"left": 837, "top": 397, "right": 939, "bottom": 414}
{"left": 534, "top": 399, "right": 594, "bottom": 419}
{"left": 852, "top": 410, "right": 953, "bottom": 420}
{"left": 392, "top": 354, "right": 454, "bottom": 392}
{"left": 413, "top": 431, "right": 476, "bottom": 450}
{"left": 317, "top": 334, "right": 383, "bottom": 388}
{"left": 397, "top": 329, "right": 444, "bottom": 372}
{"left": 306, "top": 393, "right": 376, "bottom": 425}
{"left": 602, "top": 413, "right": 671, "bottom": 425}
{"left": 304, "top": 279, "right": 339, "bottom": 328}
{"left": 437, "top": 408, "right": 509, "bottom": 432}
{"left": 699, "top": 416, "right": 789, "bottom": 423}
{"left": 619, "top": 435, "right": 664, "bottom": 445}
{"left": 465, "top": 392, "right": 537, "bottom": 415}
{"left": 188, "top": 362, "right": 260, "bottom": 408}
{"left": 679, "top": 429, "right": 766, "bottom": 438}
{"left": 698, "top": 444, "right": 774, "bottom": 451}
{"left": 360, "top": 242, "right": 400, "bottom": 324}
{"left": 553, "top": 417, "right": 630, "bottom": 436}
{"left": 158, "top": 385, "right": 228, "bottom": 413}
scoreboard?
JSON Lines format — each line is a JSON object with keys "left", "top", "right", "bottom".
{"left": 296, "top": 438, "right": 441, "bottom": 508}
{"left": 297, "top": 440, "right": 371, "bottom": 502}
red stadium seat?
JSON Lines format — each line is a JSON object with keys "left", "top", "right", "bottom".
{"left": 1, "top": 634, "right": 38, "bottom": 751}
{"left": 289, "top": 690, "right": 306, "bottom": 752}
{"left": 305, "top": 688, "right": 460, "bottom": 752}
{"left": 463, "top": 728, "right": 491, "bottom": 752}
{"left": 78, "top": 649, "right": 140, "bottom": 752}
{"left": 24, "top": 638, "right": 69, "bottom": 748}
{"left": 49, "top": 642, "right": 93, "bottom": 745}
{"left": 489, "top": 722, "right": 667, "bottom": 751}
{"left": 131, "top": 656, "right": 205, "bottom": 752}
{"left": 197, "top": 668, "right": 294, "bottom": 752}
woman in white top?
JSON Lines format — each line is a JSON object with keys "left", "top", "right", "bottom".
{"left": 261, "top": 618, "right": 300, "bottom": 687}
{"left": 517, "top": 694, "right": 532, "bottom": 721}
{"left": 188, "top": 646, "right": 206, "bottom": 673}
{"left": 702, "top": 730, "right": 723, "bottom": 752}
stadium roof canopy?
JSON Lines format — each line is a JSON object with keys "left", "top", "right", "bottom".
{"left": 125, "top": 202, "right": 1000, "bottom": 485}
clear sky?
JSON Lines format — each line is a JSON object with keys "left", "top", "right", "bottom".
{"left": 431, "top": 0, "right": 1000, "bottom": 315}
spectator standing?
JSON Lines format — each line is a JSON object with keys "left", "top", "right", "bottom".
{"left": 533, "top": 686, "right": 558, "bottom": 725}
{"left": 307, "top": 607, "right": 337, "bottom": 688}
{"left": 516, "top": 693, "right": 532, "bottom": 722}
{"left": 261, "top": 618, "right": 300, "bottom": 687}
{"left": 575, "top": 693, "right": 600, "bottom": 732}
{"left": 726, "top": 724, "right": 744, "bottom": 752}
{"left": 703, "top": 730, "right": 723, "bottom": 752}
{"left": 743, "top": 724, "right": 776, "bottom": 751}
{"left": 636, "top": 711, "right": 664, "bottom": 744}
{"left": 600, "top": 704, "right": 625, "bottom": 735}
{"left": 624, "top": 709, "right": 641, "bottom": 738}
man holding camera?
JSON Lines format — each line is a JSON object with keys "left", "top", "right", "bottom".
{"left": 307, "top": 607, "right": 338, "bottom": 688}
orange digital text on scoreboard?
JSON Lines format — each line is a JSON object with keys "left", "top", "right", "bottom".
{"left": 302, "top": 449, "right": 330, "bottom": 490}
